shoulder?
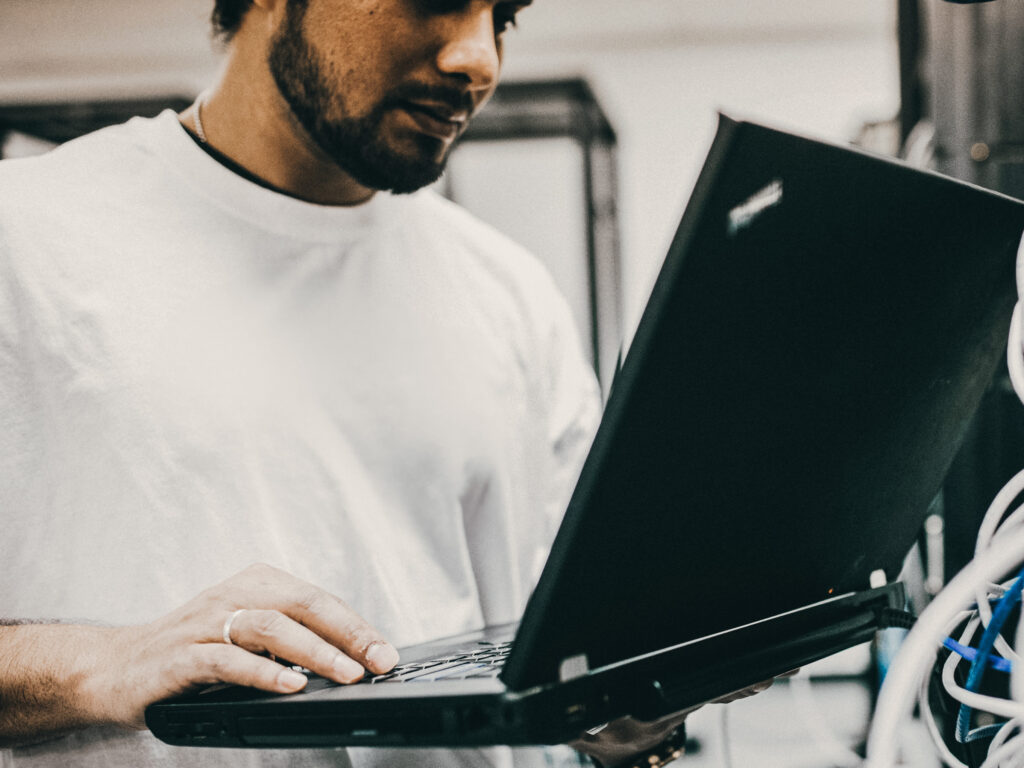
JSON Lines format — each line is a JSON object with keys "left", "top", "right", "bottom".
{"left": 396, "top": 190, "right": 571, "bottom": 327}
{"left": 0, "top": 115, "right": 177, "bottom": 326}
{"left": 0, "top": 114, "right": 169, "bottom": 222}
{"left": 391, "top": 190, "right": 599, "bottom": 409}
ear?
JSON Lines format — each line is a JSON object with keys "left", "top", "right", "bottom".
{"left": 249, "top": 0, "right": 289, "bottom": 32}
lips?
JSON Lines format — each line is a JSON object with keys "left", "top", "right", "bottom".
{"left": 400, "top": 101, "right": 467, "bottom": 141}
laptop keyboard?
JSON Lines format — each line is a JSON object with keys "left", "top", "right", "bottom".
{"left": 291, "top": 641, "right": 511, "bottom": 694}
{"left": 365, "top": 640, "right": 512, "bottom": 683}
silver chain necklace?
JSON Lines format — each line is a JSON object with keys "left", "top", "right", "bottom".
{"left": 192, "top": 93, "right": 208, "bottom": 144}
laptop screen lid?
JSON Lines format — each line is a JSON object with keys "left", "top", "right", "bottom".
{"left": 503, "top": 114, "right": 1024, "bottom": 691}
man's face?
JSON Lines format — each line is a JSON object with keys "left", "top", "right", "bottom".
{"left": 269, "top": 0, "right": 529, "bottom": 194}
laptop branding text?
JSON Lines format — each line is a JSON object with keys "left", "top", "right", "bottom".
{"left": 727, "top": 179, "right": 783, "bottom": 236}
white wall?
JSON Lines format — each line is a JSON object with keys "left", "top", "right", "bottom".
{"left": 503, "top": 0, "right": 901, "bottom": 336}
{"left": 0, "top": 0, "right": 901, "bottom": 336}
{"left": 0, "top": 0, "right": 215, "bottom": 101}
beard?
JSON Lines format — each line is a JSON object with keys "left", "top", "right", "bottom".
{"left": 268, "top": 3, "right": 467, "bottom": 195}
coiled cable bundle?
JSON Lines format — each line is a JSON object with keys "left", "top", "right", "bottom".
{"left": 865, "top": 236, "right": 1024, "bottom": 768}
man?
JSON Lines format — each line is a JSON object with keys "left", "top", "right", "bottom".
{"left": 0, "top": 0, "right": 722, "bottom": 765}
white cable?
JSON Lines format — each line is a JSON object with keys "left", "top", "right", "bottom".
{"left": 978, "top": 589, "right": 1019, "bottom": 667}
{"left": 1016, "top": 234, "right": 1024, "bottom": 306}
{"left": 941, "top": 622, "right": 1022, "bottom": 720}
{"left": 979, "top": 505, "right": 1024, "bottom": 558}
{"left": 717, "top": 702, "right": 734, "bottom": 768}
{"left": 941, "top": 616, "right": 981, "bottom": 705}
{"left": 974, "top": 469, "right": 1024, "bottom": 661}
{"left": 1007, "top": 302, "right": 1024, "bottom": 406}
{"left": 1014, "top": 232, "right": 1024, "bottom": 406}
{"left": 935, "top": 615, "right": 1024, "bottom": 750}
{"left": 980, "top": 732, "right": 1024, "bottom": 768}
{"left": 988, "top": 720, "right": 1023, "bottom": 762}
{"left": 976, "top": 578, "right": 1020, "bottom": 666}
{"left": 990, "top": 721, "right": 1021, "bottom": 753}
{"left": 1013, "top": 590, "right": 1024, "bottom": 703}
{"left": 1015, "top": 232, "right": 1024, "bottom": 406}
{"left": 866, "top": 525, "right": 1024, "bottom": 768}
{"left": 919, "top": 651, "right": 970, "bottom": 768}
{"left": 975, "top": 581, "right": 1011, "bottom": 617}
{"left": 975, "top": 468, "right": 1024, "bottom": 567}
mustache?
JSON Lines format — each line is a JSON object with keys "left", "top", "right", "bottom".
{"left": 381, "top": 82, "right": 476, "bottom": 115}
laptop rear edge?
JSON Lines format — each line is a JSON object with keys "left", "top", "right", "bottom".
{"left": 502, "top": 114, "right": 1024, "bottom": 692}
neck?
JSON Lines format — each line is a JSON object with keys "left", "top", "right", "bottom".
{"left": 179, "top": 33, "right": 376, "bottom": 207}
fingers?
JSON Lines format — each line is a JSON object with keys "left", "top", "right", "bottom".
{"left": 569, "top": 711, "right": 686, "bottom": 767}
{"left": 220, "top": 564, "right": 399, "bottom": 676}
{"left": 578, "top": 711, "right": 686, "bottom": 744}
{"left": 711, "top": 677, "right": 776, "bottom": 703}
{"left": 277, "top": 579, "right": 399, "bottom": 675}
{"left": 190, "top": 643, "right": 310, "bottom": 694}
{"left": 225, "top": 608, "right": 368, "bottom": 684}
{"left": 101, "top": 565, "right": 403, "bottom": 729}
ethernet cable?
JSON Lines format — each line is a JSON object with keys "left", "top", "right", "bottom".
{"left": 957, "top": 568, "right": 1024, "bottom": 741}
{"left": 974, "top": 471, "right": 1024, "bottom": 663}
{"left": 926, "top": 614, "right": 982, "bottom": 768}
{"left": 865, "top": 525, "right": 1024, "bottom": 768}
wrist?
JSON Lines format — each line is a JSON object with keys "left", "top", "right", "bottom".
{"left": 595, "top": 724, "right": 687, "bottom": 768}
{"left": 75, "top": 624, "right": 143, "bottom": 728}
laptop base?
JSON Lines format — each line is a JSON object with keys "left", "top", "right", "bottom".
{"left": 146, "top": 583, "right": 903, "bottom": 748}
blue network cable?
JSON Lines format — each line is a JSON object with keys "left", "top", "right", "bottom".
{"left": 943, "top": 638, "right": 1013, "bottom": 673}
{"left": 956, "top": 564, "right": 1024, "bottom": 743}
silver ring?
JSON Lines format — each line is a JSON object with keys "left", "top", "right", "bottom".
{"left": 222, "top": 608, "right": 247, "bottom": 645}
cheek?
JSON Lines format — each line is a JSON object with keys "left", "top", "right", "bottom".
{"left": 309, "top": 22, "right": 420, "bottom": 111}
{"left": 306, "top": 0, "right": 419, "bottom": 71}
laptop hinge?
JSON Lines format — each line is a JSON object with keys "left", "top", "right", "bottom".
{"left": 558, "top": 654, "right": 590, "bottom": 682}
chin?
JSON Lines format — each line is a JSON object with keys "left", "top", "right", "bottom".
{"left": 340, "top": 137, "right": 449, "bottom": 194}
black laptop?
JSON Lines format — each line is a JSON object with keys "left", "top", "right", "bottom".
{"left": 146, "top": 114, "right": 1024, "bottom": 749}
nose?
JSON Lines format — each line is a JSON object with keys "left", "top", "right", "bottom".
{"left": 434, "top": 4, "right": 501, "bottom": 93}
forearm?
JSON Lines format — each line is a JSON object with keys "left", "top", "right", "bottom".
{"left": 0, "top": 622, "right": 116, "bottom": 747}
{"left": 0, "top": 564, "right": 401, "bottom": 748}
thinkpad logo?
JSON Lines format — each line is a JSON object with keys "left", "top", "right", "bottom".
{"left": 727, "top": 179, "right": 783, "bottom": 236}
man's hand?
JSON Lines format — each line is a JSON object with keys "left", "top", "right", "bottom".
{"left": 569, "top": 678, "right": 778, "bottom": 768}
{"left": 0, "top": 563, "right": 399, "bottom": 744}
{"left": 570, "top": 709, "right": 692, "bottom": 768}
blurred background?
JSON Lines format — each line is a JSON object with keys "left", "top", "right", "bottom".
{"left": 2, "top": 1, "right": 1023, "bottom": 765}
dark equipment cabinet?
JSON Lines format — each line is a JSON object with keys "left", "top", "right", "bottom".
{"left": 901, "top": 0, "right": 1024, "bottom": 600}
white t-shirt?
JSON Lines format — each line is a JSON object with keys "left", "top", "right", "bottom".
{"left": 0, "top": 111, "right": 601, "bottom": 767}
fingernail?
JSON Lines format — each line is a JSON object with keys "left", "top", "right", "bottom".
{"left": 278, "top": 669, "right": 307, "bottom": 691}
{"left": 334, "top": 653, "right": 365, "bottom": 682}
{"left": 366, "top": 641, "right": 399, "bottom": 673}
